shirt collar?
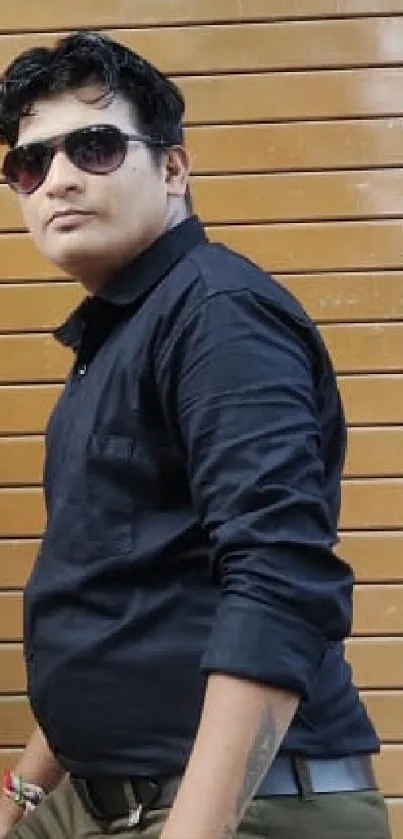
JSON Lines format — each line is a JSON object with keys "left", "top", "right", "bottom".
{"left": 55, "top": 215, "right": 207, "bottom": 349}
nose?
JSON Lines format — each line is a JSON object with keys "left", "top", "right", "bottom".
{"left": 44, "top": 149, "right": 85, "bottom": 197}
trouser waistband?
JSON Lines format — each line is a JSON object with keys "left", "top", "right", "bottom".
{"left": 71, "top": 754, "right": 377, "bottom": 823}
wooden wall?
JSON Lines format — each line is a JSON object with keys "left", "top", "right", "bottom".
{"left": 0, "top": 3, "right": 402, "bottom": 835}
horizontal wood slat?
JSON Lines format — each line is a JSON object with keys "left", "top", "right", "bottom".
{"left": 346, "top": 638, "right": 403, "bottom": 687}
{"left": 1, "top": 1, "right": 403, "bottom": 30}
{"left": 0, "top": 437, "right": 44, "bottom": 485}
{"left": 5, "top": 169, "right": 403, "bottom": 231}
{"left": 2, "top": 273, "right": 403, "bottom": 333}
{"left": 2, "top": 222, "right": 403, "bottom": 280}
{"left": 340, "top": 533, "right": 403, "bottom": 582}
{"left": 0, "top": 540, "right": 37, "bottom": 588}
{"left": 0, "top": 645, "right": 25, "bottom": 693}
{"left": 0, "top": 283, "right": 82, "bottom": 332}
{"left": 353, "top": 585, "right": 403, "bottom": 635}
{"left": 1, "top": 426, "right": 402, "bottom": 485}
{"left": 0, "top": 385, "right": 60, "bottom": 434}
{"left": 1, "top": 584, "right": 403, "bottom": 640}
{"left": 186, "top": 118, "right": 403, "bottom": 173}
{"left": 0, "top": 0, "right": 401, "bottom": 31}
{"left": 1, "top": 638, "right": 402, "bottom": 694}
{"left": 213, "top": 221, "right": 403, "bottom": 273}
{"left": 341, "top": 479, "right": 403, "bottom": 528}
{"left": 3, "top": 118, "right": 403, "bottom": 176}
{"left": 344, "top": 427, "right": 403, "bottom": 477}
{"left": 3, "top": 18, "right": 403, "bottom": 76}
{"left": 0, "top": 377, "right": 401, "bottom": 435}
{"left": 0, "top": 689, "right": 401, "bottom": 746}
{"left": 2, "top": 322, "right": 403, "bottom": 384}
{"left": 339, "top": 375, "right": 403, "bottom": 425}
{"left": 0, "top": 698, "right": 33, "bottom": 745}
{"left": 1, "top": 533, "right": 402, "bottom": 588}
{"left": 1, "top": 484, "right": 403, "bottom": 536}
{"left": 180, "top": 68, "right": 403, "bottom": 124}
{"left": 388, "top": 802, "right": 403, "bottom": 839}
{"left": 280, "top": 272, "right": 403, "bottom": 322}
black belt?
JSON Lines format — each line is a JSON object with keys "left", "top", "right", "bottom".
{"left": 71, "top": 754, "right": 376, "bottom": 823}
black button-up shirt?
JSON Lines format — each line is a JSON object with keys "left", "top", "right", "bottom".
{"left": 24, "top": 216, "right": 378, "bottom": 777}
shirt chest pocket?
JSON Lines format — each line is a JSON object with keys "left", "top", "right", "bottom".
{"left": 84, "top": 431, "right": 136, "bottom": 558}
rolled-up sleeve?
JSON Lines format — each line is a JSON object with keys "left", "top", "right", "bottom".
{"left": 157, "top": 288, "right": 353, "bottom": 700}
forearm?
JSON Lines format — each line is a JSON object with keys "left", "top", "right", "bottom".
{"left": 7, "top": 725, "right": 65, "bottom": 791}
{"left": 161, "top": 673, "right": 299, "bottom": 839}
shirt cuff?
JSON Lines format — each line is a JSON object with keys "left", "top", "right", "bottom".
{"left": 201, "top": 595, "right": 327, "bottom": 700}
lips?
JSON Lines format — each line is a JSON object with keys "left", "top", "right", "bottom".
{"left": 48, "top": 209, "right": 92, "bottom": 225}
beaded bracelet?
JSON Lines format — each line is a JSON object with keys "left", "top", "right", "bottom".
{"left": 2, "top": 771, "right": 46, "bottom": 812}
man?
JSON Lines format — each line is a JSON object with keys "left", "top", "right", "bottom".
{"left": 0, "top": 30, "right": 391, "bottom": 839}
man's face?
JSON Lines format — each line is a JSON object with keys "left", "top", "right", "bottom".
{"left": 15, "top": 87, "right": 186, "bottom": 289}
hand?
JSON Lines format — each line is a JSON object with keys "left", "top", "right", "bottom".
{"left": 0, "top": 795, "right": 24, "bottom": 838}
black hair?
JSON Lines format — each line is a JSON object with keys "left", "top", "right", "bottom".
{"left": 0, "top": 30, "right": 185, "bottom": 149}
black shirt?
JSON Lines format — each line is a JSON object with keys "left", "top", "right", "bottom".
{"left": 24, "top": 216, "right": 379, "bottom": 777}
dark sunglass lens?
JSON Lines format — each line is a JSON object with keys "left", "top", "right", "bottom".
{"left": 3, "top": 144, "right": 50, "bottom": 194}
{"left": 69, "top": 126, "right": 127, "bottom": 174}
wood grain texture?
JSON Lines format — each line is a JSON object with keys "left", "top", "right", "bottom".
{"left": 1, "top": 1, "right": 403, "bottom": 31}
{"left": 2, "top": 18, "right": 403, "bottom": 75}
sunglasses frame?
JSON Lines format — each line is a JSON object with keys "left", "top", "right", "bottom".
{"left": 3, "top": 123, "right": 170, "bottom": 195}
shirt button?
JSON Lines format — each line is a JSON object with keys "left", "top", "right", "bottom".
{"left": 77, "top": 363, "right": 87, "bottom": 377}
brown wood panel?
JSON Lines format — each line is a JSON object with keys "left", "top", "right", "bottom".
{"left": 1, "top": 581, "right": 403, "bottom": 640}
{"left": 339, "top": 375, "right": 403, "bottom": 425}
{"left": 2, "top": 273, "right": 403, "bottom": 333}
{"left": 187, "top": 119, "right": 403, "bottom": 173}
{"left": 0, "top": 385, "right": 60, "bottom": 434}
{"left": 2, "top": 221, "right": 403, "bottom": 280}
{"left": 0, "top": 335, "right": 71, "bottom": 384}
{"left": 0, "top": 540, "right": 37, "bottom": 588}
{"left": 341, "top": 479, "right": 403, "bottom": 528}
{"left": 2, "top": 323, "right": 402, "bottom": 384}
{"left": 374, "top": 746, "right": 403, "bottom": 796}
{"left": 340, "top": 533, "right": 403, "bottom": 582}
{"left": 353, "top": 584, "right": 403, "bottom": 635}
{"left": 1, "top": 427, "right": 401, "bottom": 486}
{"left": 0, "top": 236, "right": 63, "bottom": 282}
{"left": 0, "top": 376, "right": 401, "bottom": 435}
{"left": 280, "top": 272, "right": 403, "bottom": 323}
{"left": 0, "top": 283, "right": 82, "bottom": 332}
{"left": 0, "top": 437, "right": 44, "bottom": 486}
{"left": 344, "top": 427, "right": 403, "bottom": 478}
{"left": 321, "top": 323, "right": 403, "bottom": 374}
{"left": 1, "top": 483, "right": 403, "bottom": 537}
{"left": 0, "top": 593, "right": 22, "bottom": 641}
{"left": 0, "top": 489, "right": 44, "bottom": 538}
{"left": 3, "top": 18, "right": 403, "bottom": 75}
{"left": 346, "top": 638, "right": 403, "bottom": 687}
{"left": 388, "top": 802, "right": 403, "bottom": 839}
{"left": 0, "top": 645, "right": 25, "bottom": 693}
{"left": 212, "top": 221, "right": 403, "bottom": 273}
{"left": 2, "top": 690, "right": 400, "bottom": 748}
{"left": 195, "top": 170, "right": 403, "bottom": 224}
{"left": 180, "top": 68, "right": 403, "bottom": 124}
{"left": 2, "top": 1, "right": 402, "bottom": 31}
{"left": 3, "top": 119, "right": 403, "bottom": 176}
{"left": 1, "top": 533, "right": 402, "bottom": 589}
{"left": 0, "top": 698, "right": 33, "bottom": 746}
{"left": 4, "top": 169, "right": 403, "bottom": 231}
{"left": 0, "top": 0, "right": 401, "bottom": 31}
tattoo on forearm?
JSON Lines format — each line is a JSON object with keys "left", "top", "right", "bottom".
{"left": 221, "top": 708, "right": 279, "bottom": 839}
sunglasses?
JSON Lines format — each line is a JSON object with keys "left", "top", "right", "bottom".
{"left": 2, "top": 123, "right": 169, "bottom": 195}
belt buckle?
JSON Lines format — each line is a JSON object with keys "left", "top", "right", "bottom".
{"left": 125, "top": 778, "right": 160, "bottom": 827}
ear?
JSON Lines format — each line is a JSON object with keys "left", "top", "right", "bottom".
{"left": 164, "top": 145, "right": 190, "bottom": 198}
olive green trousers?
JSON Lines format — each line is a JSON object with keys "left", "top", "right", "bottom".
{"left": 6, "top": 777, "right": 392, "bottom": 838}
